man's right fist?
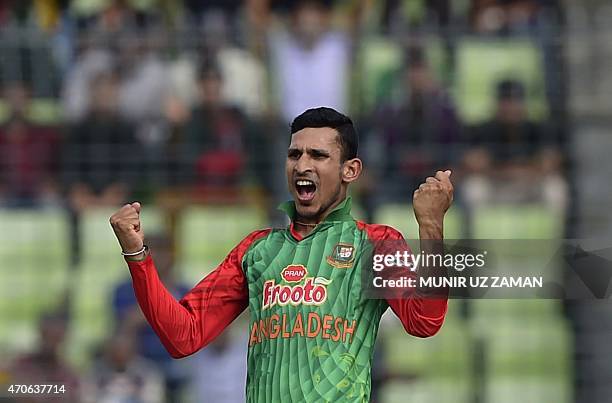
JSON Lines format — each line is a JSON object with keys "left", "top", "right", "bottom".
{"left": 110, "top": 202, "right": 145, "bottom": 254}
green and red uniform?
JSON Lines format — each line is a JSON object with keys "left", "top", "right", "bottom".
{"left": 127, "top": 197, "right": 447, "bottom": 402}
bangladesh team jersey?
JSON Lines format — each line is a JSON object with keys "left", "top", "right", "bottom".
{"left": 126, "top": 197, "right": 448, "bottom": 402}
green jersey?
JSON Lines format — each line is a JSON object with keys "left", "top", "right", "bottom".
{"left": 126, "top": 197, "right": 447, "bottom": 403}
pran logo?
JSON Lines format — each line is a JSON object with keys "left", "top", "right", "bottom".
{"left": 262, "top": 271, "right": 331, "bottom": 310}
{"left": 281, "top": 265, "right": 308, "bottom": 283}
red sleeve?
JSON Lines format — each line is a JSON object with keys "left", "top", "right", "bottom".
{"left": 126, "top": 229, "right": 270, "bottom": 358}
{"left": 358, "top": 222, "right": 448, "bottom": 338}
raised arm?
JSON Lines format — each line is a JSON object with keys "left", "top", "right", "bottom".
{"left": 110, "top": 202, "right": 269, "bottom": 358}
{"left": 369, "top": 170, "right": 453, "bottom": 337}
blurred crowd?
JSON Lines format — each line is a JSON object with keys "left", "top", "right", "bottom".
{"left": 6, "top": 233, "right": 249, "bottom": 403}
{"left": 0, "top": 1, "right": 572, "bottom": 401}
{"left": 0, "top": 0, "right": 569, "bottom": 220}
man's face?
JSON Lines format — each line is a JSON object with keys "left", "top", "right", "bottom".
{"left": 200, "top": 73, "right": 223, "bottom": 106}
{"left": 286, "top": 127, "right": 344, "bottom": 221}
{"left": 293, "top": 2, "right": 328, "bottom": 46}
{"left": 497, "top": 98, "right": 526, "bottom": 124}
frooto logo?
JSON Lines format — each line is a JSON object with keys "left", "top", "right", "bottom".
{"left": 263, "top": 265, "right": 331, "bottom": 310}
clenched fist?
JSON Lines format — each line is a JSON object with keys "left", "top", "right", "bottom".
{"left": 413, "top": 170, "right": 454, "bottom": 228}
{"left": 110, "top": 202, "right": 145, "bottom": 255}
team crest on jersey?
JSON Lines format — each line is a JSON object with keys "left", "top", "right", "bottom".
{"left": 326, "top": 243, "right": 355, "bottom": 269}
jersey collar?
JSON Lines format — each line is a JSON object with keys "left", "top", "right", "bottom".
{"left": 278, "top": 196, "right": 354, "bottom": 224}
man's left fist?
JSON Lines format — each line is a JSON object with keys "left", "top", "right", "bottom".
{"left": 413, "top": 170, "right": 454, "bottom": 226}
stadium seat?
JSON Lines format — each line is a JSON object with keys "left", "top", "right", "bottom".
{"left": 0, "top": 209, "right": 69, "bottom": 352}
{"left": 354, "top": 35, "right": 448, "bottom": 114}
{"left": 453, "top": 38, "right": 548, "bottom": 125}
{"left": 382, "top": 316, "right": 470, "bottom": 402}
{"left": 374, "top": 204, "right": 465, "bottom": 239}
{"left": 355, "top": 36, "right": 403, "bottom": 113}
{"left": 382, "top": 378, "right": 470, "bottom": 403}
{"left": 68, "top": 206, "right": 164, "bottom": 367}
{"left": 467, "top": 204, "right": 567, "bottom": 347}
{"left": 471, "top": 205, "right": 564, "bottom": 239}
{"left": 177, "top": 205, "right": 267, "bottom": 283}
{"left": 381, "top": 313, "right": 571, "bottom": 403}
{"left": 0, "top": 99, "right": 63, "bottom": 125}
{"left": 483, "top": 319, "right": 572, "bottom": 403}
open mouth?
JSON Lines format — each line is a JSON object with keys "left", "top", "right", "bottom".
{"left": 295, "top": 179, "right": 317, "bottom": 202}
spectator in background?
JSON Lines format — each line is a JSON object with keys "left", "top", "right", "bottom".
{"left": 113, "top": 233, "right": 190, "bottom": 403}
{"left": 63, "top": 1, "right": 166, "bottom": 123}
{"left": 74, "top": 0, "right": 145, "bottom": 32}
{"left": 82, "top": 329, "right": 165, "bottom": 403}
{"left": 469, "top": 0, "right": 558, "bottom": 35}
{"left": 352, "top": 0, "right": 452, "bottom": 34}
{"left": 62, "top": 71, "right": 138, "bottom": 211}
{"left": 178, "top": 63, "right": 269, "bottom": 203}
{"left": 117, "top": 32, "right": 169, "bottom": 148}
{"left": 190, "top": 330, "right": 248, "bottom": 403}
{"left": 183, "top": 0, "right": 243, "bottom": 30}
{"left": 365, "top": 47, "right": 460, "bottom": 208}
{"left": 269, "top": 0, "right": 350, "bottom": 123}
{"left": 62, "top": 44, "right": 116, "bottom": 122}
{"left": 0, "top": 82, "right": 61, "bottom": 208}
{"left": 461, "top": 79, "right": 568, "bottom": 213}
{"left": 9, "top": 312, "right": 80, "bottom": 403}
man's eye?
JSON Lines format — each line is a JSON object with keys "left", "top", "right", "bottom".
{"left": 288, "top": 151, "right": 300, "bottom": 159}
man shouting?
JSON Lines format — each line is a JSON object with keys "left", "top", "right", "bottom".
{"left": 110, "top": 107, "right": 454, "bottom": 402}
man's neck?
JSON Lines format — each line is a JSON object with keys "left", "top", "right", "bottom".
{"left": 293, "top": 220, "right": 319, "bottom": 238}
{"left": 293, "top": 196, "right": 346, "bottom": 238}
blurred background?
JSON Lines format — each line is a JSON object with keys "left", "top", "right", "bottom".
{"left": 0, "top": 0, "right": 610, "bottom": 402}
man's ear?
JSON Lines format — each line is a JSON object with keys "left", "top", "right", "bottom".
{"left": 342, "top": 158, "right": 362, "bottom": 184}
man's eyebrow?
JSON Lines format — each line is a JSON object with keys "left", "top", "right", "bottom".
{"left": 287, "top": 146, "right": 333, "bottom": 157}
{"left": 307, "top": 148, "right": 331, "bottom": 156}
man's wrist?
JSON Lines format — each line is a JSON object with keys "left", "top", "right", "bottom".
{"left": 123, "top": 246, "right": 149, "bottom": 262}
{"left": 418, "top": 219, "right": 443, "bottom": 239}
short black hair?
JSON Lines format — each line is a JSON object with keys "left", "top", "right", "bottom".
{"left": 290, "top": 107, "right": 358, "bottom": 162}
{"left": 497, "top": 79, "right": 525, "bottom": 101}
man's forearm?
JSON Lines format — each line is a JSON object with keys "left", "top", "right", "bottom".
{"left": 417, "top": 220, "right": 448, "bottom": 300}
{"left": 418, "top": 219, "right": 443, "bottom": 241}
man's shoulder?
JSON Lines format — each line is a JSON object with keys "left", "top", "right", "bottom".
{"left": 235, "top": 228, "right": 276, "bottom": 253}
{"left": 355, "top": 221, "right": 404, "bottom": 241}
{"left": 238, "top": 228, "right": 274, "bottom": 248}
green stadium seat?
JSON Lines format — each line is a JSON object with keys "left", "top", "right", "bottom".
{"left": 483, "top": 319, "right": 572, "bottom": 403}
{"left": 383, "top": 305, "right": 469, "bottom": 378}
{"left": 483, "top": 318, "right": 571, "bottom": 377}
{"left": 453, "top": 38, "right": 548, "bottom": 125}
{"left": 466, "top": 205, "right": 566, "bottom": 341}
{"left": 486, "top": 378, "right": 570, "bottom": 403}
{"left": 177, "top": 205, "right": 267, "bottom": 284}
{"left": 379, "top": 320, "right": 471, "bottom": 401}
{"left": 470, "top": 299, "right": 563, "bottom": 325}
{"left": 382, "top": 378, "right": 470, "bottom": 403}
{"left": 471, "top": 205, "right": 564, "bottom": 239}
{"left": 68, "top": 206, "right": 164, "bottom": 367}
{"left": 355, "top": 36, "right": 403, "bottom": 113}
{"left": 70, "top": 0, "right": 157, "bottom": 16}
{"left": 354, "top": 36, "right": 448, "bottom": 114}
{"left": 0, "top": 209, "right": 69, "bottom": 352}
{"left": 374, "top": 204, "right": 465, "bottom": 239}
{"left": 381, "top": 313, "right": 571, "bottom": 403}
{"left": 0, "top": 99, "right": 63, "bottom": 126}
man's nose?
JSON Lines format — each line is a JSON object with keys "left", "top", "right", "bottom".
{"left": 295, "top": 155, "right": 313, "bottom": 174}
